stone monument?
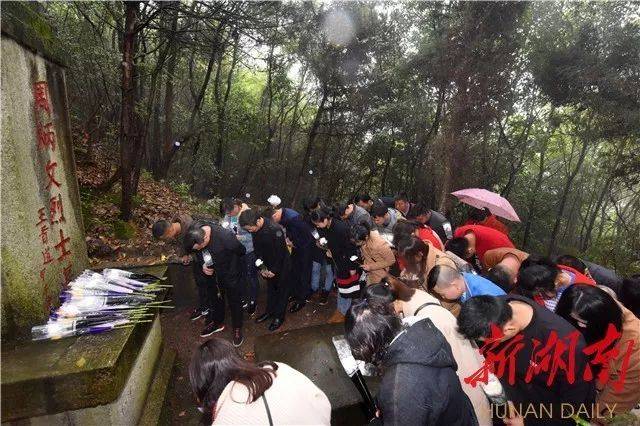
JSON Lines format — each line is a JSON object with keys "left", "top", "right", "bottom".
{"left": 1, "top": 2, "right": 89, "bottom": 341}
{"left": 1, "top": 5, "right": 174, "bottom": 424}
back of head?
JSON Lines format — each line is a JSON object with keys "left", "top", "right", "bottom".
{"left": 445, "top": 237, "right": 469, "bottom": 259}
{"left": 302, "top": 196, "right": 322, "bottom": 212}
{"left": 520, "top": 254, "right": 557, "bottom": 271}
{"left": 619, "top": 274, "right": 640, "bottom": 318}
{"left": 333, "top": 202, "right": 350, "bottom": 218}
{"left": 222, "top": 197, "right": 242, "bottom": 215}
{"left": 516, "top": 264, "right": 558, "bottom": 298}
{"left": 484, "top": 265, "right": 513, "bottom": 293}
{"left": 397, "top": 235, "right": 429, "bottom": 261}
{"left": 183, "top": 221, "right": 206, "bottom": 252}
{"left": 406, "top": 202, "right": 429, "bottom": 220}
{"left": 354, "top": 194, "right": 371, "bottom": 204}
{"left": 392, "top": 220, "right": 418, "bottom": 246}
{"left": 555, "top": 254, "right": 587, "bottom": 273}
{"left": 365, "top": 281, "right": 396, "bottom": 306}
{"left": 189, "top": 337, "right": 277, "bottom": 419}
{"left": 468, "top": 207, "right": 488, "bottom": 222}
{"left": 555, "top": 284, "right": 623, "bottom": 345}
{"left": 309, "top": 206, "right": 332, "bottom": 223}
{"left": 394, "top": 191, "right": 409, "bottom": 203}
{"left": 350, "top": 222, "right": 371, "bottom": 243}
{"left": 372, "top": 202, "right": 389, "bottom": 219}
{"left": 152, "top": 220, "right": 170, "bottom": 239}
{"left": 426, "top": 264, "right": 462, "bottom": 292}
{"left": 238, "top": 209, "right": 260, "bottom": 227}
{"left": 457, "top": 295, "right": 513, "bottom": 341}
{"left": 345, "top": 299, "right": 401, "bottom": 364}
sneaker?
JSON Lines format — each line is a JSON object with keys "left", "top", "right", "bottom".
{"left": 200, "top": 322, "right": 225, "bottom": 337}
{"left": 232, "top": 328, "right": 244, "bottom": 347}
{"left": 246, "top": 301, "right": 256, "bottom": 317}
{"left": 288, "top": 301, "right": 306, "bottom": 313}
{"left": 319, "top": 291, "right": 329, "bottom": 305}
{"left": 190, "top": 308, "right": 205, "bottom": 321}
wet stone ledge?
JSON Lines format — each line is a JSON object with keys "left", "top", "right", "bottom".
{"left": 1, "top": 265, "right": 167, "bottom": 423}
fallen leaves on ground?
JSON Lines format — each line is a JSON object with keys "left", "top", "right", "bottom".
{"left": 77, "top": 159, "right": 208, "bottom": 269}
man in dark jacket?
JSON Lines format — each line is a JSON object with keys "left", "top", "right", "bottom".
{"left": 335, "top": 201, "right": 374, "bottom": 227}
{"left": 153, "top": 214, "right": 210, "bottom": 322}
{"left": 240, "top": 210, "right": 291, "bottom": 331}
{"left": 408, "top": 202, "right": 453, "bottom": 242}
{"left": 272, "top": 206, "right": 315, "bottom": 313}
{"left": 346, "top": 299, "right": 478, "bottom": 426}
{"left": 184, "top": 220, "right": 246, "bottom": 346}
{"left": 457, "top": 295, "right": 596, "bottom": 426}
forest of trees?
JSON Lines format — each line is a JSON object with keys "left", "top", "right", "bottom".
{"left": 43, "top": 1, "right": 639, "bottom": 273}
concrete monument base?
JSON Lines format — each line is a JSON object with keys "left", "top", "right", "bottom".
{"left": 1, "top": 266, "right": 174, "bottom": 426}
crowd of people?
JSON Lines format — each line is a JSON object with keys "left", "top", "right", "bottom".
{"left": 152, "top": 192, "right": 640, "bottom": 425}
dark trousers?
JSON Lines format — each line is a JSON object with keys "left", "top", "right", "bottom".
{"left": 193, "top": 262, "right": 209, "bottom": 311}
{"left": 290, "top": 245, "right": 313, "bottom": 302}
{"left": 241, "top": 251, "right": 259, "bottom": 304}
{"left": 266, "top": 270, "right": 291, "bottom": 320}
{"left": 195, "top": 265, "right": 243, "bottom": 329}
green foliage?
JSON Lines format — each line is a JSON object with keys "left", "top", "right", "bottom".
{"left": 112, "top": 220, "right": 136, "bottom": 240}
{"left": 79, "top": 187, "right": 97, "bottom": 230}
{"left": 169, "top": 181, "right": 191, "bottom": 198}
{"left": 192, "top": 197, "right": 222, "bottom": 219}
{"left": 44, "top": 1, "right": 639, "bottom": 274}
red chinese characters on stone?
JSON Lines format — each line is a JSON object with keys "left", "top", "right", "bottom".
{"left": 42, "top": 247, "right": 54, "bottom": 265}
{"left": 36, "top": 121, "right": 56, "bottom": 152}
{"left": 49, "top": 194, "right": 65, "bottom": 224}
{"left": 33, "top": 81, "right": 51, "bottom": 115}
{"left": 583, "top": 323, "right": 636, "bottom": 392}
{"left": 39, "top": 224, "right": 49, "bottom": 244}
{"left": 36, "top": 207, "right": 48, "bottom": 227}
{"left": 465, "top": 324, "right": 526, "bottom": 387}
{"left": 45, "top": 160, "right": 61, "bottom": 190}
{"left": 525, "top": 330, "right": 580, "bottom": 386}
{"left": 54, "top": 228, "right": 72, "bottom": 262}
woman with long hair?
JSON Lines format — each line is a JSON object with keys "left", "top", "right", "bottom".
{"left": 395, "top": 236, "right": 466, "bottom": 317}
{"left": 555, "top": 285, "right": 640, "bottom": 417}
{"left": 190, "top": 337, "right": 330, "bottom": 425}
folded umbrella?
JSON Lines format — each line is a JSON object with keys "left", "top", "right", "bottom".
{"left": 451, "top": 188, "right": 521, "bottom": 222}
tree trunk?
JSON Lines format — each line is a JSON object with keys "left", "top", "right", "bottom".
{"left": 380, "top": 143, "right": 394, "bottom": 196}
{"left": 154, "top": 2, "right": 180, "bottom": 179}
{"left": 547, "top": 136, "right": 590, "bottom": 254}
{"left": 290, "top": 84, "right": 328, "bottom": 207}
{"left": 119, "top": 1, "right": 140, "bottom": 221}
{"left": 168, "top": 18, "right": 227, "bottom": 169}
{"left": 522, "top": 140, "right": 548, "bottom": 250}
{"left": 213, "top": 30, "right": 240, "bottom": 195}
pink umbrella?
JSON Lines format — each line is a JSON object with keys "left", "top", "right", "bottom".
{"left": 451, "top": 188, "right": 521, "bottom": 222}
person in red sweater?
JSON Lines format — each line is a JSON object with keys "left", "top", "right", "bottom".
{"left": 451, "top": 224, "right": 515, "bottom": 262}
{"left": 463, "top": 208, "right": 510, "bottom": 236}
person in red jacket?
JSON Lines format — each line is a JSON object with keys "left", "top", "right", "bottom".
{"left": 451, "top": 224, "right": 515, "bottom": 262}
